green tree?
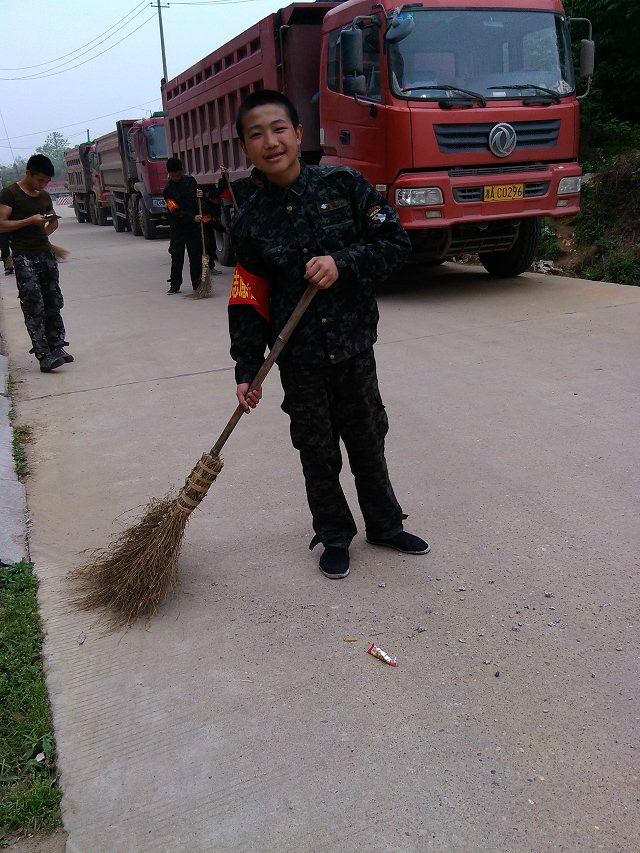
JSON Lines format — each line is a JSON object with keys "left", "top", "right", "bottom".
{"left": 35, "top": 131, "right": 70, "bottom": 177}
{"left": 0, "top": 157, "right": 26, "bottom": 188}
{"left": 568, "top": 0, "right": 640, "bottom": 124}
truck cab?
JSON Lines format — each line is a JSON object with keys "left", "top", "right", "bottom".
{"left": 320, "top": 0, "right": 593, "bottom": 275}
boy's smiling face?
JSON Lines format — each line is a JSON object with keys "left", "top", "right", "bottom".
{"left": 240, "top": 103, "right": 302, "bottom": 187}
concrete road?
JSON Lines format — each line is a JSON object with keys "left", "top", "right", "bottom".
{"left": 1, "top": 208, "right": 638, "bottom": 852}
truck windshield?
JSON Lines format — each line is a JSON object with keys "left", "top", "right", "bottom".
{"left": 388, "top": 10, "right": 574, "bottom": 102}
{"left": 144, "top": 125, "right": 168, "bottom": 160}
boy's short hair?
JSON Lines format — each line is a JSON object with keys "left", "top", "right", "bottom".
{"left": 235, "top": 90, "right": 300, "bottom": 140}
{"left": 166, "top": 156, "right": 183, "bottom": 172}
{"left": 26, "top": 154, "right": 54, "bottom": 177}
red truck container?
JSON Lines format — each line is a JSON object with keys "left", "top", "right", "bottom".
{"left": 95, "top": 115, "right": 169, "bottom": 239}
{"left": 64, "top": 142, "right": 111, "bottom": 226}
{"left": 162, "top": 0, "right": 594, "bottom": 275}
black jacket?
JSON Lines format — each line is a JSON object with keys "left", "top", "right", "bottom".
{"left": 229, "top": 163, "right": 411, "bottom": 384}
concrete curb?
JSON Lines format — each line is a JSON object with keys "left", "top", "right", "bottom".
{"left": 0, "top": 350, "right": 28, "bottom": 565}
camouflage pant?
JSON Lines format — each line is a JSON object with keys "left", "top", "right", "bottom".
{"left": 169, "top": 228, "right": 204, "bottom": 290}
{"left": 280, "top": 348, "right": 404, "bottom": 549}
{"left": 13, "top": 251, "right": 66, "bottom": 359}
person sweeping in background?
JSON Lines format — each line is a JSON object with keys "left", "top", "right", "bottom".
{"left": 163, "top": 157, "right": 220, "bottom": 294}
{"left": 229, "top": 90, "right": 430, "bottom": 579}
{"left": 0, "top": 154, "right": 72, "bottom": 373}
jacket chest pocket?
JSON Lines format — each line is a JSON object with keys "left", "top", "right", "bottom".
{"left": 317, "top": 198, "right": 357, "bottom": 242}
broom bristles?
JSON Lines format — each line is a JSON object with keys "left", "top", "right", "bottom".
{"left": 51, "top": 243, "right": 69, "bottom": 262}
{"left": 189, "top": 255, "right": 212, "bottom": 299}
{"left": 69, "top": 452, "right": 223, "bottom": 628}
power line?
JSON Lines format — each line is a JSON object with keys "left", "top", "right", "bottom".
{"left": 0, "top": 0, "right": 148, "bottom": 71}
{"left": 171, "top": 1, "right": 276, "bottom": 4}
{"left": 1, "top": 14, "right": 157, "bottom": 81}
{"left": 4, "top": 99, "right": 162, "bottom": 141}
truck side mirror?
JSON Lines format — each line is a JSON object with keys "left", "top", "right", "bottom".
{"left": 343, "top": 76, "right": 367, "bottom": 97}
{"left": 340, "top": 29, "right": 363, "bottom": 76}
{"left": 580, "top": 39, "right": 595, "bottom": 78}
{"left": 386, "top": 14, "right": 415, "bottom": 45}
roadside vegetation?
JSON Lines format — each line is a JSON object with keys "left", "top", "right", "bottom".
{"left": 0, "top": 561, "right": 62, "bottom": 843}
{"left": 535, "top": 2, "right": 640, "bottom": 285}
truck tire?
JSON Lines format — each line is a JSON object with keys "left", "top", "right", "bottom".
{"left": 111, "top": 203, "right": 126, "bottom": 232}
{"left": 139, "top": 203, "right": 157, "bottom": 240}
{"left": 215, "top": 229, "right": 234, "bottom": 267}
{"left": 73, "top": 199, "right": 88, "bottom": 223}
{"left": 128, "top": 197, "right": 142, "bottom": 236}
{"left": 89, "top": 196, "right": 99, "bottom": 225}
{"left": 479, "top": 218, "right": 540, "bottom": 278}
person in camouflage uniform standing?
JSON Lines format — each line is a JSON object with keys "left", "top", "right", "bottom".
{"left": 228, "top": 90, "right": 430, "bottom": 579}
{"left": 0, "top": 155, "right": 72, "bottom": 372}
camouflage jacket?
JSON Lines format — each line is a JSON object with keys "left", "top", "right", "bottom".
{"left": 229, "top": 163, "right": 411, "bottom": 384}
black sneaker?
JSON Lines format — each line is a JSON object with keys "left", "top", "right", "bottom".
{"left": 212, "top": 268, "right": 222, "bottom": 276}
{"left": 167, "top": 287, "right": 181, "bottom": 294}
{"left": 39, "top": 354, "right": 66, "bottom": 373}
{"left": 51, "top": 347, "right": 74, "bottom": 363}
{"left": 366, "top": 531, "right": 430, "bottom": 555}
{"left": 319, "top": 546, "right": 350, "bottom": 579}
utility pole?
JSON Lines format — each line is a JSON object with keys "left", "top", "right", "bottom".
{"left": 87, "top": 129, "right": 90, "bottom": 142}
{"left": 153, "top": 0, "right": 169, "bottom": 81}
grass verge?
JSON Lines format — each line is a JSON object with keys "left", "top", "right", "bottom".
{"left": 0, "top": 560, "right": 61, "bottom": 843}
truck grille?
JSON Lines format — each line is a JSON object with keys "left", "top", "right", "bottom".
{"left": 449, "top": 163, "right": 549, "bottom": 177}
{"left": 452, "top": 181, "right": 550, "bottom": 202}
{"left": 434, "top": 121, "right": 560, "bottom": 153}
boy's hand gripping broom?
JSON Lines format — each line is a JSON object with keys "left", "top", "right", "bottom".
{"left": 69, "top": 283, "right": 318, "bottom": 628}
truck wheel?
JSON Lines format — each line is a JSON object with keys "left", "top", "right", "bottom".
{"left": 73, "top": 200, "right": 88, "bottom": 223}
{"left": 111, "top": 203, "right": 126, "bottom": 233}
{"left": 97, "top": 204, "right": 109, "bottom": 226}
{"left": 479, "top": 218, "right": 540, "bottom": 278}
{"left": 128, "top": 197, "right": 142, "bottom": 236}
{"left": 215, "top": 229, "right": 234, "bottom": 267}
{"left": 89, "top": 196, "right": 99, "bottom": 225}
{"left": 139, "top": 203, "right": 157, "bottom": 240}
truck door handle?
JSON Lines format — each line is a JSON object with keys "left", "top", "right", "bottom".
{"left": 339, "top": 130, "right": 351, "bottom": 145}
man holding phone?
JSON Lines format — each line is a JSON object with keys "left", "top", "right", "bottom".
{"left": 0, "top": 154, "right": 72, "bottom": 372}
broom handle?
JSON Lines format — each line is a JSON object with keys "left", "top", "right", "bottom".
{"left": 210, "top": 283, "right": 318, "bottom": 457}
{"left": 197, "top": 197, "right": 207, "bottom": 255}
{"left": 223, "top": 168, "right": 239, "bottom": 210}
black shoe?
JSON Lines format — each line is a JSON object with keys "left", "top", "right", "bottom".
{"left": 366, "top": 531, "right": 430, "bottom": 555}
{"left": 4, "top": 267, "right": 13, "bottom": 276}
{"left": 51, "top": 347, "right": 74, "bottom": 363}
{"left": 212, "top": 268, "right": 222, "bottom": 276}
{"left": 39, "top": 354, "right": 66, "bottom": 373}
{"left": 319, "top": 546, "right": 350, "bottom": 579}
{"left": 167, "top": 287, "right": 181, "bottom": 294}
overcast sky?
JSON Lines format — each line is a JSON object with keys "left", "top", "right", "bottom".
{"left": 0, "top": 0, "right": 295, "bottom": 166}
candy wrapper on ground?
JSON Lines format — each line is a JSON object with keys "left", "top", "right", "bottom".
{"left": 367, "top": 642, "right": 397, "bottom": 667}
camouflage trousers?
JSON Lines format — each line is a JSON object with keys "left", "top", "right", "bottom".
{"left": 280, "top": 348, "right": 404, "bottom": 549}
{"left": 13, "top": 251, "right": 66, "bottom": 360}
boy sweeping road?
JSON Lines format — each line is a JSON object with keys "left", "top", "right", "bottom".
{"left": 229, "top": 90, "right": 430, "bottom": 579}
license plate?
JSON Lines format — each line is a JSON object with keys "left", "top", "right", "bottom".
{"left": 154, "top": 197, "right": 167, "bottom": 208}
{"left": 483, "top": 183, "right": 524, "bottom": 202}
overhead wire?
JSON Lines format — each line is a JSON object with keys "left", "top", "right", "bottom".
{"left": 1, "top": 14, "right": 158, "bottom": 81}
{"left": 4, "top": 99, "right": 162, "bottom": 142}
{"left": 0, "top": 0, "right": 149, "bottom": 71}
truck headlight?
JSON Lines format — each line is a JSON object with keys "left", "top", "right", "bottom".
{"left": 395, "top": 187, "right": 444, "bottom": 206}
{"left": 557, "top": 177, "right": 581, "bottom": 195}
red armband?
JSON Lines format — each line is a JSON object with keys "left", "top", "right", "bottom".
{"left": 229, "top": 263, "right": 270, "bottom": 322}
{"left": 165, "top": 198, "right": 179, "bottom": 213}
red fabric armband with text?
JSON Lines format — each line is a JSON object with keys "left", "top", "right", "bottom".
{"left": 229, "top": 264, "right": 271, "bottom": 322}
{"left": 166, "top": 198, "right": 179, "bottom": 213}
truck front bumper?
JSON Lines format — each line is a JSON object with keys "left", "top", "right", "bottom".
{"left": 392, "top": 162, "right": 582, "bottom": 230}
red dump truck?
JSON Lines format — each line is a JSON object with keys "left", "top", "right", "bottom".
{"left": 162, "top": 0, "right": 593, "bottom": 274}
{"left": 64, "top": 142, "right": 111, "bottom": 226}
{"left": 65, "top": 114, "right": 168, "bottom": 238}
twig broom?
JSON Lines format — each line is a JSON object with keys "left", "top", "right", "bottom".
{"left": 190, "top": 197, "right": 212, "bottom": 298}
{"left": 69, "top": 283, "right": 318, "bottom": 628}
